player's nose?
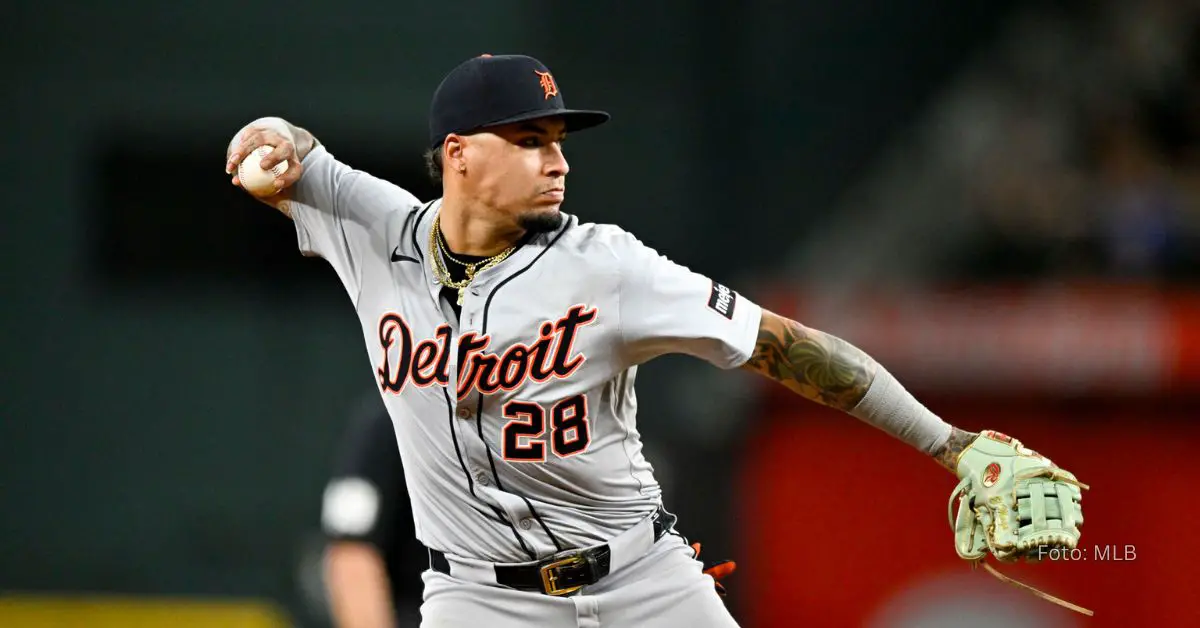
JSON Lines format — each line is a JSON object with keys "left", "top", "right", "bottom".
{"left": 545, "top": 143, "right": 569, "bottom": 177}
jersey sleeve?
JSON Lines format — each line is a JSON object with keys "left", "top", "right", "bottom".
{"left": 612, "top": 230, "right": 762, "bottom": 368}
{"left": 286, "top": 145, "right": 423, "bottom": 304}
{"left": 321, "top": 408, "right": 404, "bottom": 550}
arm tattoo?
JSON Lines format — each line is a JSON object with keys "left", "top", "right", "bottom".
{"left": 744, "top": 311, "right": 974, "bottom": 470}
{"left": 741, "top": 311, "right": 877, "bottom": 411}
{"left": 931, "top": 427, "right": 979, "bottom": 473}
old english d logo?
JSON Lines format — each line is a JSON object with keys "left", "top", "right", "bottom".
{"left": 535, "top": 70, "right": 559, "bottom": 99}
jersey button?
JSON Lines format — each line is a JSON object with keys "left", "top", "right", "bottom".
{"left": 519, "top": 518, "right": 534, "bottom": 530}
{"left": 475, "top": 472, "right": 490, "bottom": 487}
{"left": 456, "top": 407, "right": 472, "bottom": 419}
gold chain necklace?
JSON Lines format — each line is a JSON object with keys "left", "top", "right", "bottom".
{"left": 428, "top": 212, "right": 517, "bottom": 305}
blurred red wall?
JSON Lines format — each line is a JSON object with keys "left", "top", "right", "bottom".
{"left": 737, "top": 398, "right": 1200, "bottom": 628}
{"left": 736, "top": 285, "right": 1200, "bottom": 627}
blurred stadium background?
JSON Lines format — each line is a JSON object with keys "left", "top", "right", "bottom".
{"left": 3, "top": 0, "right": 1198, "bottom": 626}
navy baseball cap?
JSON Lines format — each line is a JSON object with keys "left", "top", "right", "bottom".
{"left": 428, "top": 54, "right": 610, "bottom": 148}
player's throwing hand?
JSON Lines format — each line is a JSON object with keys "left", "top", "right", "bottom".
{"left": 225, "top": 120, "right": 306, "bottom": 195}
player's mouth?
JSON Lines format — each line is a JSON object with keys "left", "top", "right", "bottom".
{"left": 541, "top": 188, "right": 565, "bottom": 201}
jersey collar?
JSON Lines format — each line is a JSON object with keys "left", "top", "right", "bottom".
{"left": 415, "top": 199, "right": 572, "bottom": 302}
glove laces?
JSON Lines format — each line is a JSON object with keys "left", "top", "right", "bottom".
{"left": 948, "top": 474, "right": 1094, "bottom": 616}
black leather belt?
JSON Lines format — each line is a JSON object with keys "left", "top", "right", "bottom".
{"left": 428, "top": 507, "right": 676, "bottom": 596}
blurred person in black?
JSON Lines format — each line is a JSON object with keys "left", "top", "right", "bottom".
{"left": 321, "top": 399, "right": 426, "bottom": 627}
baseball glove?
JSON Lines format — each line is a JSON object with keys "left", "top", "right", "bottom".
{"left": 948, "top": 430, "right": 1091, "bottom": 615}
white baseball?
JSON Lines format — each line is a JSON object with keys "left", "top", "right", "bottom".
{"left": 238, "top": 145, "right": 289, "bottom": 195}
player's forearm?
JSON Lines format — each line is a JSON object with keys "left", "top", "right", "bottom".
{"left": 276, "top": 119, "right": 318, "bottom": 161}
{"left": 324, "top": 543, "right": 396, "bottom": 628}
{"left": 743, "top": 310, "right": 972, "bottom": 469}
{"left": 929, "top": 427, "right": 978, "bottom": 472}
{"left": 742, "top": 310, "right": 877, "bottom": 410}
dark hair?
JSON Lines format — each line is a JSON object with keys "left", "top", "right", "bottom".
{"left": 423, "top": 146, "right": 444, "bottom": 184}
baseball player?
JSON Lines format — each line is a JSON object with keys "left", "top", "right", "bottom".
{"left": 224, "top": 54, "right": 1085, "bottom": 627}
{"left": 321, "top": 398, "right": 731, "bottom": 628}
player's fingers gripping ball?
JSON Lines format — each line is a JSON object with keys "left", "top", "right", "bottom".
{"left": 238, "top": 145, "right": 290, "bottom": 196}
{"left": 948, "top": 430, "right": 1086, "bottom": 563}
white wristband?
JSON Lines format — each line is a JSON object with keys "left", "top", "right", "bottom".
{"left": 849, "top": 366, "right": 951, "bottom": 454}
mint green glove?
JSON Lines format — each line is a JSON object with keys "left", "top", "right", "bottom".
{"left": 947, "top": 430, "right": 1093, "bottom": 616}
{"left": 948, "top": 430, "right": 1087, "bottom": 562}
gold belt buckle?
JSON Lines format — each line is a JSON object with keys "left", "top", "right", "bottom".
{"left": 539, "top": 553, "right": 587, "bottom": 596}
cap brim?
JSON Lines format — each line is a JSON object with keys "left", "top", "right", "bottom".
{"left": 476, "top": 108, "right": 611, "bottom": 134}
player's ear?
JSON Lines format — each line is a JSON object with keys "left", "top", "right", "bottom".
{"left": 445, "top": 135, "right": 467, "bottom": 176}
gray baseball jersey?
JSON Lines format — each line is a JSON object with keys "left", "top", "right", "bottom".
{"left": 290, "top": 145, "right": 762, "bottom": 563}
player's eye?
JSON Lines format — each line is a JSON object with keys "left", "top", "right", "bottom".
{"left": 519, "top": 137, "right": 543, "bottom": 148}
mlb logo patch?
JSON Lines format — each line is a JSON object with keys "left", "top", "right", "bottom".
{"left": 707, "top": 281, "right": 736, "bottom": 320}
